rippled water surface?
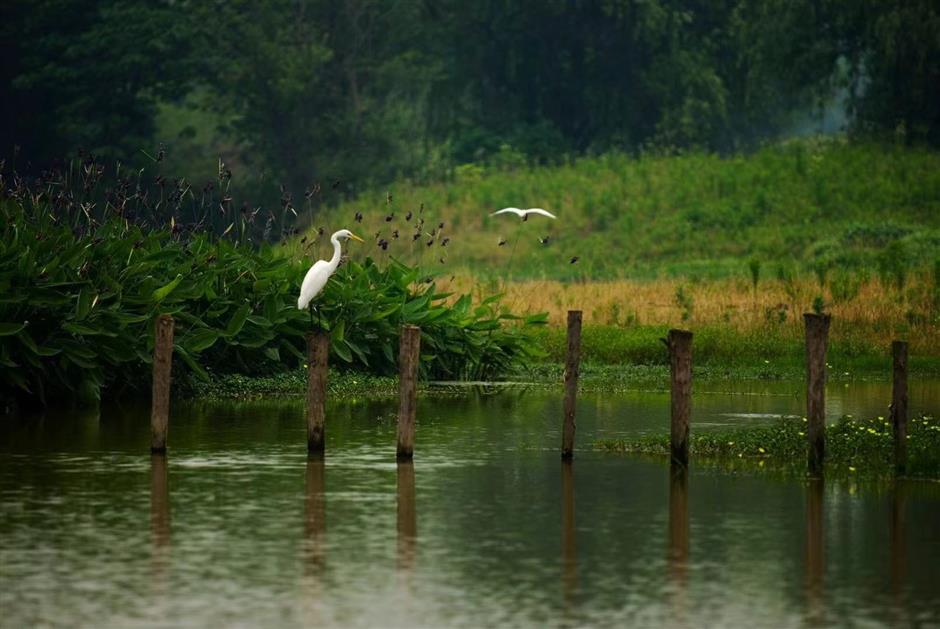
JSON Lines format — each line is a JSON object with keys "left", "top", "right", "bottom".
{"left": 1, "top": 379, "right": 939, "bottom": 627}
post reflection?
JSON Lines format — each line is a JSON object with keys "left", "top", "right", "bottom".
{"left": 667, "top": 464, "right": 689, "bottom": 626}
{"left": 149, "top": 453, "right": 170, "bottom": 584}
{"left": 561, "top": 461, "right": 578, "bottom": 608}
{"left": 804, "top": 477, "right": 824, "bottom": 627}
{"left": 890, "top": 480, "right": 907, "bottom": 621}
{"left": 397, "top": 460, "right": 417, "bottom": 573}
{"left": 304, "top": 455, "right": 327, "bottom": 572}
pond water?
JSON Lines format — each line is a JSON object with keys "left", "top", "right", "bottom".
{"left": 1, "top": 378, "right": 939, "bottom": 628}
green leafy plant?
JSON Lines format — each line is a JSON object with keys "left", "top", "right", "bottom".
{"left": 0, "top": 176, "right": 545, "bottom": 404}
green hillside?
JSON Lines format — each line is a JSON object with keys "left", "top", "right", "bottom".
{"left": 304, "top": 138, "right": 940, "bottom": 281}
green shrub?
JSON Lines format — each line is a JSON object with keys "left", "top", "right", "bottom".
{"left": 0, "top": 191, "right": 545, "bottom": 404}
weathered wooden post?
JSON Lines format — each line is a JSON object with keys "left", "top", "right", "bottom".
{"left": 561, "top": 310, "right": 582, "bottom": 460}
{"left": 306, "top": 332, "right": 330, "bottom": 454}
{"left": 397, "top": 325, "right": 421, "bottom": 459}
{"left": 890, "top": 340, "right": 908, "bottom": 475}
{"left": 665, "top": 329, "right": 692, "bottom": 467}
{"left": 150, "top": 314, "right": 174, "bottom": 453}
{"left": 804, "top": 313, "right": 830, "bottom": 475}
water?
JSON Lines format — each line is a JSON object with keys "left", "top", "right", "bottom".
{"left": 1, "top": 379, "right": 939, "bottom": 628}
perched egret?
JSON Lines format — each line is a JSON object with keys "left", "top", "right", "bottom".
{"left": 298, "top": 229, "right": 364, "bottom": 327}
{"left": 490, "top": 207, "right": 557, "bottom": 221}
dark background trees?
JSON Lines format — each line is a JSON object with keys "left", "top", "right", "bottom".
{"left": 2, "top": 0, "right": 938, "bottom": 203}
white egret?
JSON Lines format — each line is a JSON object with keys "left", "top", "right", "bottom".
{"left": 490, "top": 206, "right": 557, "bottom": 275}
{"left": 298, "top": 228, "right": 364, "bottom": 327}
{"left": 490, "top": 207, "right": 557, "bottom": 221}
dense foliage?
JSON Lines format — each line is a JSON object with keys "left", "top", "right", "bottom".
{"left": 2, "top": 1, "right": 938, "bottom": 199}
{"left": 0, "top": 164, "right": 545, "bottom": 405}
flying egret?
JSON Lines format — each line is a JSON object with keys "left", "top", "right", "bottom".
{"left": 491, "top": 207, "right": 556, "bottom": 274}
{"left": 490, "top": 207, "right": 557, "bottom": 221}
{"left": 298, "top": 228, "right": 364, "bottom": 327}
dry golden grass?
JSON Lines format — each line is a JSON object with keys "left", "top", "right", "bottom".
{"left": 441, "top": 274, "right": 940, "bottom": 355}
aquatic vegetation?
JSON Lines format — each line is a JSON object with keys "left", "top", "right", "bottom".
{"left": 597, "top": 414, "right": 940, "bottom": 478}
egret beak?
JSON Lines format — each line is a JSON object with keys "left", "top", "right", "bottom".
{"left": 348, "top": 233, "right": 365, "bottom": 243}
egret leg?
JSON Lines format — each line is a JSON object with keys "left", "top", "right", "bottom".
{"left": 309, "top": 304, "right": 315, "bottom": 329}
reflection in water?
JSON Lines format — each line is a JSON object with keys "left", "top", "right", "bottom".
{"left": 150, "top": 454, "right": 171, "bottom": 546}
{"left": 3, "top": 389, "right": 940, "bottom": 628}
{"left": 561, "top": 461, "right": 578, "bottom": 609}
{"left": 397, "top": 461, "right": 417, "bottom": 573}
{"left": 149, "top": 454, "right": 170, "bottom": 588}
{"left": 668, "top": 464, "right": 689, "bottom": 626}
{"left": 304, "top": 455, "right": 327, "bottom": 572}
{"left": 302, "top": 455, "right": 327, "bottom": 625}
{"left": 804, "top": 477, "right": 824, "bottom": 626}
{"left": 890, "top": 481, "right": 907, "bottom": 624}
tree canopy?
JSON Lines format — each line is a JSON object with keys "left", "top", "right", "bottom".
{"left": 2, "top": 0, "right": 938, "bottom": 197}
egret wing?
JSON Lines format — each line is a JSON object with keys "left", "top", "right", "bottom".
{"left": 298, "top": 260, "right": 332, "bottom": 309}
{"left": 490, "top": 207, "right": 525, "bottom": 217}
{"left": 524, "top": 208, "right": 557, "bottom": 219}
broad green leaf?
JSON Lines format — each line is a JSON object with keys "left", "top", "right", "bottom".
{"left": 152, "top": 274, "right": 183, "bottom": 302}
{"left": 0, "top": 322, "right": 25, "bottom": 336}
{"left": 225, "top": 304, "right": 251, "bottom": 337}
{"left": 175, "top": 346, "right": 209, "bottom": 381}
{"left": 183, "top": 328, "right": 220, "bottom": 352}
{"left": 332, "top": 339, "right": 353, "bottom": 363}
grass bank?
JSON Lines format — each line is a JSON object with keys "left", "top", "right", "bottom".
{"left": 301, "top": 138, "right": 939, "bottom": 365}
{"left": 597, "top": 414, "right": 940, "bottom": 479}
{"left": 302, "top": 138, "right": 940, "bottom": 281}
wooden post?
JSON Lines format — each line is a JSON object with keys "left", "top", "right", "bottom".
{"left": 306, "top": 332, "right": 330, "bottom": 454}
{"left": 804, "top": 313, "right": 830, "bottom": 475}
{"left": 890, "top": 341, "right": 908, "bottom": 475}
{"left": 150, "top": 314, "right": 174, "bottom": 453}
{"left": 397, "top": 325, "right": 421, "bottom": 459}
{"left": 666, "top": 329, "right": 692, "bottom": 467}
{"left": 561, "top": 310, "right": 582, "bottom": 460}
